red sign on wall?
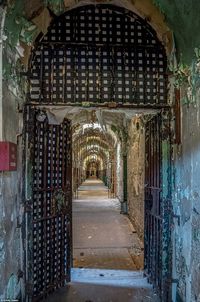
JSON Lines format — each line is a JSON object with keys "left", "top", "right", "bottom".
{"left": 0, "top": 142, "right": 17, "bottom": 171}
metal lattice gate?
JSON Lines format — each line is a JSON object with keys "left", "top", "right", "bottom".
{"left": 29, "top": 4, "right": 167, "bottom": 106}
{"left": 24, "top": 108, "right": 72, "bottom": 301}
{"left": 144, "top": 113, "right": 172, "bottom": 301}
{"left": 144, "top": 114, "right": 162, "bottom": 293}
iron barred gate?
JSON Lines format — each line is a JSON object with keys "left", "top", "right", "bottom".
{"left": 144, "top": 112, "right": 172, "bottom": 301}
{"left": 23, "top": 107, "right": 72, "bottom": 301}
{"left": 29, "top": 4, "right": 167, "bottom": 107}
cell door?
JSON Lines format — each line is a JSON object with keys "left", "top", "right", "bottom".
{"left": 144, "top": 113, "right": 172, "bottom": 301}
{"left": 23, "top": 107, "right": 72, "bottom": 301}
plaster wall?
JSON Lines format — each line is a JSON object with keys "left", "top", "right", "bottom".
{"left": 0, "top": 4, "right": 25, "bottom": 295}
{"left": 127, "top": 118, "right": 145, "bottom": 240}
{"left": 153, "top": 0, "right": 200, "bottom": 63}
{"left": 0, "top": 80, "right": 24, "bottom": 299}
{"left": 173, "top": 97, "right": 200, "bottom": 302}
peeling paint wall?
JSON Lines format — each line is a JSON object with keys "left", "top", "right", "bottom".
{"left": 151, "top": 1, "right": 200, "bottom": 299}
{"left": 172, "top": 93, "right": 200, "bottom": 302}
{"left": 153, "top": 0, "right": 200, "bottom": 63}
{"left": 127, "top": 118, "right": 145, "bottom": 240}
{"left": 0, "top": 80, "right": 24, "bottom": 299}
{"left": 0, "top": 3, "right": 25, "bottom": 299}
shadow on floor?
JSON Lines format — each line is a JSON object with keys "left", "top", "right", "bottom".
{"left": 46, "top": 268, "right": 159, "bottom": 302}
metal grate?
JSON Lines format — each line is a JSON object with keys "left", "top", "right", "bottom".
{"left": 144, "top": 114, "right": 162, "bottom": 294}
{"left": 25, "top": 109, "right": 72, "bottom": 301}
{"left": 29, "top": 5, "right": 168, "bottom": 106}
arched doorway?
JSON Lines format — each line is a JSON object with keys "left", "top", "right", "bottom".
{"left": 28, "top": 4, "right": 167, "bottom": 106}
{"left": 23, "top": 4, "right": 171, "bottom": 301}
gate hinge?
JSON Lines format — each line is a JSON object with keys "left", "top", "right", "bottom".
{"left": 173, "top": 214, "right": 180, "bottom": 226}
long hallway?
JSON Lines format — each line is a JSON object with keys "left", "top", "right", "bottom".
{"left": 46, "top": 179, "right": 159, "bottom": 301}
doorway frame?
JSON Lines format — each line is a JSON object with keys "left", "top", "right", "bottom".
{"left": 22, "top": 4, "right": 173, "bottom": 301}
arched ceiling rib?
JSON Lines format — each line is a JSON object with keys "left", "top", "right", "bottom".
{"left": 73, "top": 131, "right": 115, "bottom": 150}
{"left": 76, "top": 147, "right": 109, "bottom": 162}
{"left": 83, "top": 155, "right": 105, "bottom": 170}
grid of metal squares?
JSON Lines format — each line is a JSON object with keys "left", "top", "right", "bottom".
{"left": 30, "top": 5, "right": 167, "bottom": 105}
{"left": 30, "top": 111, "right": 72, "bottom": 299}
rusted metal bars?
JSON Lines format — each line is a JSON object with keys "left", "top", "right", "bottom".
{"left": 144, "top": 114, "right": 163, "bottom": 295}
{"left": 25, "top": 109, "right": 72, "bottom": 301}
{"left": 29, "top": 5, "right": 167, "bottom": 107}
{"left": 144, "top": 112, "right": 172, "bottom": 300}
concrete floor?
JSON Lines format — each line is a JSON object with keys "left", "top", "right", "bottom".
{"left": 46, "top": 268, "right": 159, "bottom": 302}
{"left": 45, "top": 179, "right": 159, "bottom": 301}
{"left": 73, "top": 178, "right": 143, "bottom": 270}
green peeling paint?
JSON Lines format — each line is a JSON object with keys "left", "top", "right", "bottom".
{"left": 4, "top": 0, "right": 24, "bottom": 47}
{"left": 160, "top": 112, "right": 173, "bottom": 299}
{"left": 6, "top": 274, "right": 21, "bottom": 300}
{"left": 3, "top": 56, "right": 12, "bottom": 80}
{"left": 4, "top": 0, "right": 39, "bottom": 47}
{"left": 3, "top": 48, "right": 22, "bottom": 82}
{"left": 45, "top": 0, "right": 65, "bottom": 15}
{"left": 3, "top": 0, "right": 39, "bottom": 82}
{"left": 18, "top": 17, "right": 38, "bottom": 45}
{"left": 161, "top": 140, "right": 171, "bottom": 198}
{"left": 153, "top": 0, "right": 200, "bottom": 64}
{"left": 169, "top": 48, "right": 200, "bottom": 105}
{"left": 170, "top": 62, "right": 191, "bottom": 88}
